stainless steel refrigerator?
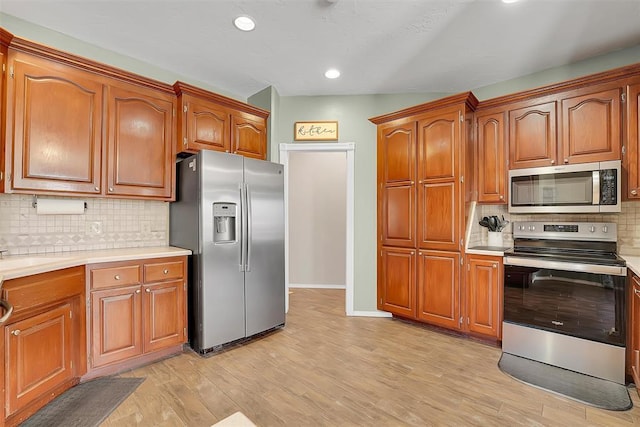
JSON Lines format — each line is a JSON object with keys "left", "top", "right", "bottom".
{"left": 169, "top": 150, "right": 285, "bottom": 354}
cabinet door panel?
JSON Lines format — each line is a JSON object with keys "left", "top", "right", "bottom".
{"left": 379, "top": 123, "right": 416, "bottom": 183}
{"left": 91, "top": 285, "right": 142, "bottom": 367}
{"left": 9, "top": 53, "right": 103, "bottom": 194}
{"left": 509, "top": 101, "right": 557, "bottom": 169}
{"left": 184, "top": 95, "right": 229, "bottom": 152}
{"left": 418, "top": 112, "right": 459, "bottom": 180}
{"left": 6, "top": 303, "right": 72, "bottom": 416}
{"left": 231, "top": 113, "right": 267, "bottom": 159}
{"left": 143, "top": 280, "right": 185, "bottom": 353}
{"left": 628, "top": 83, "right": 640, "bottom": 199}
{"left": 381, "top": 184, "right": 415, "bottom": 247}
{"left": 379, "top": 247, "right": 416, "bottom": 318}
{"left": 561, "top": 88, "right": 621, "bottom": 164}
{"left": 107, "top": 84, "right": 174, "bottom": 199}
{"left": 477, "top": 112, "right": 506, "bottom": 203}
{"left": 417, "top": 250, "right": 460, "bottom": 329}
{"left": 467, "top": 256, "right": 502, "bottom": 339}
{"left": 418, "top": 181, "right": 458, "bottom": 251}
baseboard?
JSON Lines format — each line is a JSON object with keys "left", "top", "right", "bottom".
{"left": 289, "top": 283, "right": 346, "bottom": 289}
{"left": 349, "top": 310, "right": 393, "bottom": 318}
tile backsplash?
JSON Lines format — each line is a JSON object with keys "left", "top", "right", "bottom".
{"left": 0, "top": 194, "right": 168, "bottom": 255}
{"left": 471, "top": 201, "right": 640, "bottom": 255}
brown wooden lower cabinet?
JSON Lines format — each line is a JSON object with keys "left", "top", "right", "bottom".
{"left": 378, "top": 246, "right": 416, "bottom": 318}
{"left": 1, "top": 267, "right": 86, "bottom": 426}
{"left": 465, "top": 254, "right": 503, "bottom": 340}
{"left": 378, "top": 248, "right": 503, "bottom": 341}
{"left": 86, "top": 256, "right": 187, "bottom": 378}
{"left": 417, "top": 250, "right": 461, "bottom": 329}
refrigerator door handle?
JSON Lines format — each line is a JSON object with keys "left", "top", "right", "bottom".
{"left": 246, "top": 183, "right": 252, "bottom": 272}
{"left": 239, "top": 184, "right": 246, "bottom": 272}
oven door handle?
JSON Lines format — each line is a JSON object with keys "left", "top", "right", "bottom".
{"left": 504, "top": 256, "right": 627, "bottom": 276}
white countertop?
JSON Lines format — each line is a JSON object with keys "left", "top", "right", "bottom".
{"left": 621, "top": 255, "right": 640, "bottom": 276}
{"left": 466, "top": 246, "right": 511, "bottom": 256}
{"left": 0, "top": 246, "right": 192, "bottom": 282}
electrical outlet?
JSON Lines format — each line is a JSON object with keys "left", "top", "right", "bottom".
{"left": 87, "top": 221, "right": 102, "bottom": 235}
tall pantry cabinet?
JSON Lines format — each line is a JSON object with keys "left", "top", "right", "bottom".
{"left": 371, "top": 93, "right": 477, "bottom": 330}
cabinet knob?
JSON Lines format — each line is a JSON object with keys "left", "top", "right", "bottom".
{"left": 499, "top": 195, "right": 504, "bottom": 200}
{"left": 564, "top": 158, "right": 569, "bottom": 164}
{"left": 550, "top": 160, "right": 555, "bottom": 165}
{"left": 411, "top": 181, "right": 415, "bottom": 185}
{"left": 114, "top": 275, "right": 121, "bottom": 280}
{"left": 493, "top": 264, "right": 497, "bottom": 268}
{"left": 109, "top": 187, "right": 114, "bottom": 192}
{"left": 226, "top": 150, "right": 230, "bottom": 153}
{"left": 632, "top": 189, "right": 638, "bottom": 196}
{"left": 135, "top": 289, "right": 141, "bottom": 294}
{"left": 145, "top": 288, "right": 151, "bottom": 293}
{"left": 163, "top": 269, "right": 169, "bottom": 274}
{"left": 94, "top": 187, "right": 99, "bottom": 192}
{"left": 11, "top": 330, "right": 20, "bottom": 336}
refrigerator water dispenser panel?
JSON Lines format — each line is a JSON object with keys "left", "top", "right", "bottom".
{"left": 213, "top": 203, "right": 237, "bottom": 243}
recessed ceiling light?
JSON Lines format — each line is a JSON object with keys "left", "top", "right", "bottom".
{"left": 233, "top": 15, "right": 256, "bottom": 32}
{"left": 325, "top": 68, "right": 340, "bottom": 79}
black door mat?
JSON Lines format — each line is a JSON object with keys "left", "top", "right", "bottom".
{"left": 498, "top": 353, "right": 632, "bottom": 411}
{"left": 20, "top": 376, "right": 145, "bottom": 427}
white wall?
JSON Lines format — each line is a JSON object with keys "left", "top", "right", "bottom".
{"left": 288, "top": 151, "right": 347, "bottom": 287}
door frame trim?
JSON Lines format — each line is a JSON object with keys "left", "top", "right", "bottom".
{"left": 279, "top": 142, "right": 355, "bottom": 315}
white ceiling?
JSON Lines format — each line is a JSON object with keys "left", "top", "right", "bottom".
{"left": 3, "top": 0, "right": 640, "bottom": 99}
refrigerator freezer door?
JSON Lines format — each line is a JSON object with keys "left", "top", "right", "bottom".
{"left": 199, "top": 150, "right": 246, "bottom": 350}
{"left": 243, "top": 157, "right": 286, "bottom": 336}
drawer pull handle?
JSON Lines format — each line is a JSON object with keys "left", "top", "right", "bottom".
{"left": 145, "top": 288, "right": 151, "bottom": 293}
{"left": 163, "top": 269, "right": 169, "bottom": 274}
{"left": 11, "top": 329, "right": 20, "bottom": 336}
{"left": 0, "top": 300, "right": 14, "bottom": 325}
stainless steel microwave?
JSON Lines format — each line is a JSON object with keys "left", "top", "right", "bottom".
{"left": 508, "top": 160, "right": 621, "bottom": 213}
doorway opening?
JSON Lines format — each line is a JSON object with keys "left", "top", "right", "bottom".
{"left": 279, "top": 142, "right": 355, "bottom": 315}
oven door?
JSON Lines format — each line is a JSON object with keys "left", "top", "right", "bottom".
{"left": 503, "top": 256, "right": 626, "bottom": 347}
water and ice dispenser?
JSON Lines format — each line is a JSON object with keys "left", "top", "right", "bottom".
{"left": 213, "top": 202, "right": 237, "bottom": 243}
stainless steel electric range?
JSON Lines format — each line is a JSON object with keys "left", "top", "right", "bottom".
{"left": 502, "top": 221, "right": 627, "bottom": 384}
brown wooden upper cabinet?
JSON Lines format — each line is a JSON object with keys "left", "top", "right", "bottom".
{"left": 377, "top": 119, "right": 417, "bottom": 248}
{"left": 3, "top": 38, "right": 177, "bottom": 200}
{"left": 106, "top": 82, "right": 175, "bottom": 199}
{"left": 417, "top": 107, "right": 462, "bottom": 251}
{"left": 508, "top": 85, "right": 622, "bottom": 169}
{"left": 625, "top": 81, "right": 640, "bottom": 199}
{"left": 5, "top": 50, "right": 104, "bottom": 195}
{"left": 476, "top": 110, "right": 507, "bottom": 203}
{"left": 174, "top": 82, "right": 269, "bottom": 160}
{"left": 508, "top": 100, "right": 557, "bottom": 169}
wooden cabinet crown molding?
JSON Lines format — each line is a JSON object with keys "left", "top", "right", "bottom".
{"left": 6, "top": 32, "right": 175, "bottom": 95}
{"left": 173, "top": 81, "right": 270, "bottom": 119}
{"left": 0, "top": 27, "right": 13, "bottom": 47}
{"left": 369, "top": 92, "right": 478, "bottom": 125}
{"left": 476, "top": 62, "right": 640, "bottom": 111}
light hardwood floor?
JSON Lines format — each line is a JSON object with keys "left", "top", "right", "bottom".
{"left": 103, "top": 289, "right": 640, "bottom": 426}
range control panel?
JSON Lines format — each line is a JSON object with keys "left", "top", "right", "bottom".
{"left": 512, "top": 222, "right": 617, "bottom": 242}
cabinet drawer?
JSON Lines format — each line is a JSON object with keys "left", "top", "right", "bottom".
{"left": 2, "top": 267, "right": 84, "bottom": 315}
{"left": 91, "top": 265, "right": 141, "bottom": 289}
{"left": 144, "top": 260, "right": 184, "bottom": 283}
